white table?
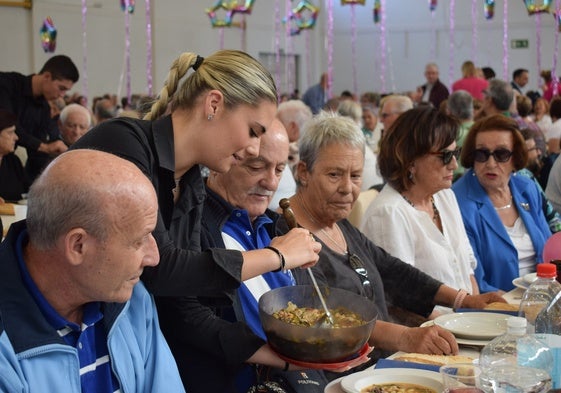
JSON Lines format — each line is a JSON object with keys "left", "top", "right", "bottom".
{"left": 1, "top": 203, "right": 27, "bottom": 237}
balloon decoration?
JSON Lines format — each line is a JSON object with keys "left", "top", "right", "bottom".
{"left": 341, "top": 0, "right": 365, "bottom": 4}
{"left": 120, "top": 0, "right": 135, "bottom": 13}
{"left": 484, "top": 0, "right": 495, "bottom": 20}
{"left": 523, "top": 0, "right": 552, "bottom": 15}
{"left": 284, "top": 0, "right": 319, "bottom": 36}
{"left": 373, "top": 0, "right": 381, "bottom": 23}
{"left": 429, "top": 0, "right": 437, "bottom": 11}
{"left": 206, "top": 1, "right": 254, "bottom": 28}
{"left": 40, "top": 17, "right": 57, "bottom": 53}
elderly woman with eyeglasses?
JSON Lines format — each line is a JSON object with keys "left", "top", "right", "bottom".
{"left": 282, "top": 112, "right": 505, "bottom": 367}
{"left": 360, "top": 107, "right": 483, "bottom": 316}
{"left": 453, "top": 114, "right": 552, "bottom": 293}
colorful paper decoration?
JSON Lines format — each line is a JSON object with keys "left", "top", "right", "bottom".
{"left": 206, "top": 1, "right": 251, "bottom": 28}
{"left": 429, "top": 0, "right": 437, "bottom": 11}
{"left": 373, "top": 0, "right": 381, "bottom": 23}
{"left": 341, "top": 0, "right": 365, "bottom": 4}
{"left": 523, "top": 0, "right": 552, "bottom": 15}
{"left": 40, "top": 17, "right": 57, "bottom": 53}
{"left": 120, "top": 0, "right": 135, "bottom": 13}
{"left": 484, "top": 0, "right": 495, "bottom": 20}
{"left": 284, "top": 0, "right": 320, "bottom": 36}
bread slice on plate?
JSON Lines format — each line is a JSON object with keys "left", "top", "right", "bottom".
{"left": 392, "top": 353, "right": 474, "bottom": 366}
{"left": 483, "top": 302, "right": 519, "bottom": 312}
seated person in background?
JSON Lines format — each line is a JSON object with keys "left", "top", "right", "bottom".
{"left": 0, "top": 109, "right": 30, "bottom": 202}
{"left": 453, "top": 115, "right": 552, "bottom": 293}
{"left": 547, "top": 98, "right": 561, "bottom": 156}
{"left": 171, "top": 120, "right": 367, "bottom": 392}
{"left": 361, "top": 104, "right": 383, "bottom": 153}
{"left": 532, "top": 97, "right": 553, "bottom": 135}
{"left": 446, "top": 90, "right": 474, "bottom": 179}
{"left": 58, "top": 103, "right": 92, "bottom": 146}
{"left": 360, "top": 107, "right": 479, "bottom": 316}
{"left": 0, "top": 149, "right": 184, "bottom": 392}
{"left": 518, "top": 128, "right": 561, "bottom": 233}
{"left": 281, "top": 112, "right": 505, "bottom": 374}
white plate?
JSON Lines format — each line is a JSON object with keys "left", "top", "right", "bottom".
{"left": 340, "top": 368, "right": 443, "bottom": 393}
{"left": 523, "top": 273, "right": 538, "bottom": 284}
{"left": 434, "top": 312, "right": 509, "bottom": 340}
{"left": 512, "top": 277, "right": 530, "bottom": 290}
{"left": 419, "top": 321, "right": 491, "bottom": 347}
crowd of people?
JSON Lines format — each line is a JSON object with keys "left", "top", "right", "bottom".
{"left": 0, "top": 52, "right": 559, "bottom": 392}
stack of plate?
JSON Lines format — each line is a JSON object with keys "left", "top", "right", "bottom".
{"left": 512, "top": 272, "right": 538, "bottom": 290}
{"left": 432, "top": 312, "right": 510, "bottom": 347}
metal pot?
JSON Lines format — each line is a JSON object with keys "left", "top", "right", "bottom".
{"left": 259, "top": 285, "right": 377, "bottom": 363}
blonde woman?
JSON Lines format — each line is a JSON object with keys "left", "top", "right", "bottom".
{"left": 452, "top": 60, "right": 489, "bottom": 101}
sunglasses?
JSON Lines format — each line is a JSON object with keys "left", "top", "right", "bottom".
{"left": 429, "top": 147, "right": 461, "bottom": 165}
{"left": 473, "top": 148, "right": 513, "bottom": 163}
{"left": 349, "top": 254, "right": 374, "bottom": 300}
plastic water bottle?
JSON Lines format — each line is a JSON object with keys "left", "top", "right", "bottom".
{"left": 535, "top": 290, "right": 561, "bottom": 389}
{"left": 518, "top": 263, "right": 561, "bottom": 333}
{"left": 479, "top": 316, "right": 553, "bottom": 393}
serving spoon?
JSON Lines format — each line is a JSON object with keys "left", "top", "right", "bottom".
{"left": 279, "top": 198, "right": 335, "bottom": 327}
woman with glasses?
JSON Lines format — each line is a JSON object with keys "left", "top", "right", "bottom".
{"left": 282, "top": 112, "right": 505, "bottom": 370}
{"left": 453, "top": 114, "right": 551, "bottom": 293}
{"left": 360, "top": 107, "right": 480, "bottom": 316}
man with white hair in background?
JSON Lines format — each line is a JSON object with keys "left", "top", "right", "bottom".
{"left": 379, "top": 95, "right": 414, "bottom": 135}
{"left": 269, "top": 100, "right": 312, "bottom": 209}
{"left": 58, "top": 103, "right": 92, "bottom": 146}
{"left": 417, "top": 63, "right": 449, "bottom": 108}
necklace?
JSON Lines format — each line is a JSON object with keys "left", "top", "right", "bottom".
{"left": 494, "top": 197, "right": 512, "bottom": 210}
{"left": 297, "top": 194, "right": 348, "bottom": 254}
{"left": 402, "top": 194, "right": 441, "bottom": 224}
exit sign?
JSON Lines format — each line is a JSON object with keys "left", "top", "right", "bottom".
{"left": 511, "top": 39, "right": 529, "bottom": 49}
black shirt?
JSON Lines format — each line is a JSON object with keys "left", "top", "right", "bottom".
{"left": 0, "top": 153, "right": 30, "bottom": 202}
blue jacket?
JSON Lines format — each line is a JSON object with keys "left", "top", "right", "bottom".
{"left": 453, "top": 170, "right": 552, "bottom": 292}
{"left": 0, "top": 221, "right": 185, "bottom": 393}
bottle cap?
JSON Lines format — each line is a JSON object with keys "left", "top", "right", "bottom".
{"left": 537, "top": 263, "right": 557, "bottom": 278}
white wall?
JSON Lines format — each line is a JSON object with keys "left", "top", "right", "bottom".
{"left": 0, "top": 0, "right": 555, "bottom": 103}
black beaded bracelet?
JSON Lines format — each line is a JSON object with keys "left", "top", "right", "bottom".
{"left": 265, "top": 246, "right": 286, "bottom": 272}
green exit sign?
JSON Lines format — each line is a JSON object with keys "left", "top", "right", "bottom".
{"left": 511, "top": 39, "right": 529, "bottom": 49}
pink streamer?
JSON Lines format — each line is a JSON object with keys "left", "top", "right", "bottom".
{"left": 448, "top": 0, "right": 455, "bottom": 90}
{"left": 219, "top": 27, "right": 224, "bottom": 50}
{"left": 241, "top": 14, "right": 247, "bottom": 52}
{"left": 274, "top": 0, "right": 282, "bottom": 100}
{"left": 125, "top": 0, "right": 131, "bottom": 104}
{"left": 326, "top": 0, "right": 334, "bottom": 99}
{"left": 430, "top": 10, "right": 436, "bottom": 61}
{"left": 471, "top": 0, "right": 478, "bottom": 64}
{"left": 536, "top": 13, "right": 542, "bottom": 88}
{"left": 145, "top": 0, "right": 153, "bottom": 96}
{"left": 306, "top": 30, "right": 312, "bottom": 89}
{"left": 351, "top": 4, "right": 358, "bottom": 97}
{"left": 502, "top": 0, "right": 508, "bottom": 80}
{"left": 285, "top": 0, "right": 293, "bottom": 96}
{"left": 81, "top": 0, "right": 88, "bottom": 104}
{"left": 380, "top": 0, "right": 387, "bottom": 93}
{"left": 553, "top": 0, "right": 561, "bottom": 95}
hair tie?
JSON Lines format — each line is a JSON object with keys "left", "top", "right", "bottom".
{"left": 193, "top": 55, "right": 204, "bottom": 71}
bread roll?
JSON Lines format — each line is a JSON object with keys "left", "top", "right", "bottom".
{"left": 483, "top": 302, "right": 519, "bottom": 312}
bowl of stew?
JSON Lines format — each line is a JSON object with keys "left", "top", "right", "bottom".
{"left": 258, "top": 285, "right": 377, "bottom": 363}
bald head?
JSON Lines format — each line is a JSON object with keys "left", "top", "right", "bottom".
{"left": 27, "top": 149, "right": 156, "bottom": 249}
{"left": 208, "top": 119, "right": 289, "bottom": 221}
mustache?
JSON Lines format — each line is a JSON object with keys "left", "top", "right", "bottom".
{"left": 249, "top": 187, "right": 274, "bottom": 197}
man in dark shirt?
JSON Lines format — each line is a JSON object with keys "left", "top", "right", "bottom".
{"left": 0, "top": 55, "right": 79, "bottom": 181}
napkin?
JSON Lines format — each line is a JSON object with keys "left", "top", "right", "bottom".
{"left": 376, "top": 358, "right": 440, "bottom": 372}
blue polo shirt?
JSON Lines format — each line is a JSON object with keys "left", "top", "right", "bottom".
{"left": 15, "top": 231, "right": 121, "bottom": 393}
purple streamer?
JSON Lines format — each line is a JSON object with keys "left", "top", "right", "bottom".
{"left": 241, "top": 14, "right": 247, "bottom": 52}
{"left": 553, "top": 0, "right": 561, "bottom": 95}
{"left": 502, "top": 0, "right": 508, "bottom": 80}
{"left": 448, "top": 0, "right": 455, "bottom": 90}
{"left": 81, "top": 0, "right": 88, "bottom": 104}
{"left": 125, "top": 0, "right": 131, "bottom": 104}
{"left": 380, "top": 0, "right": 387, "bottom": 93}
{"left": 285, "top": 0, "right": 293, "bottom": 96}
{"left": 327, "top": 0, "right": 334, "bottom": 99}
{"left": 274, "top": 0, "right": 281, "bottom": 101}
{"left": 219, "top": 27, "right": 224, "bottom": 50}
{"left": 306, "top": 30, "right": 312, "bottom": 88}
{"left": 471, "top": 0, "right": 478, "bottom": 64}
{"left": 430, "top": 10, "right": 436, "bottom": 61}
{"left": 536, "top": 14, "right": 542, "bottom": 89}
{"left": 351, "top": 4, "right": 358, "bottom": 97}
{"left": 145, "top": 0, "right": 153, "bottom": 96}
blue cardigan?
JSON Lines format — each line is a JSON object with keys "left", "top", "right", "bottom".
{"left": 453, "top": 170, "right": 552, "bottom": 292}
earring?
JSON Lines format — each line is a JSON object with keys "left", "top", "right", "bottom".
{"left": 207, "top": 114, "right": 214, "bottom": 121}
{"left": 407, "top": 171, "right": 413, "bottom": 181}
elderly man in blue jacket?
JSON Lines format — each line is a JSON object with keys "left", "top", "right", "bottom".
{"left": 0, "top": 150, "right": 184, "bottom": 392}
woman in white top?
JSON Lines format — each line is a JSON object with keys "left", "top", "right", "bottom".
{"left": 360, "top": 107, "right": 479, "bottom": 315}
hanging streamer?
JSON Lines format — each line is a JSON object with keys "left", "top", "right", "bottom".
{"left": 40, "top": 16, "right": 57, "bottom": 53}
{"left": 471, "top": 0, "right": 478, "bottom": 64}
{"left": 536, "top": 13, "right": 543, "bottom": 88}
{"left": 484, "top": 0, "right": 495, "bottom": 20}
{"left": 553, "top": 0, "right": 561, "bottom": 96}
{"left": 350, "top": 4, "right": 358, "bottom": 97}
{"left": 523, "top": 0, "right": 552, "bottom": 15}
{"left": 326, "top": 0, "right": 334, "bottom": 99}
{"left": 430, "top": 10, "right": 436, "bottom": 61}
{"left": 502, "top": 0, "right": 508, "bottom": 80}
{"left": 124, "top": 0, "right": 132, "bottom": 105}
{"left": 429, "top": 0, "right": 437, "bottom": 11}
{"left": 274, "top": 0, "right": 282, "bottom": 100}
{"left": 373, "top": 0, "right": 381, "bottom": 24}
{"left": 285, "top": 0, "right": 293, "bottom": 95}
{"left": 81, "top": 2, "right": 88, "bottom": 103}
{"left": 380, "top": 0, "right": 387, "bottom": 92}
{"left": 145, "top": 0, "right": 153, "bottom": 96}
{"left": 448, "top": 0, "right": 455, "bottom": 91}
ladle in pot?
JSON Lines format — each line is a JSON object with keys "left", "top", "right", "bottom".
{"left": 279, "top": 198, "right": 335, "bottom": 327}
